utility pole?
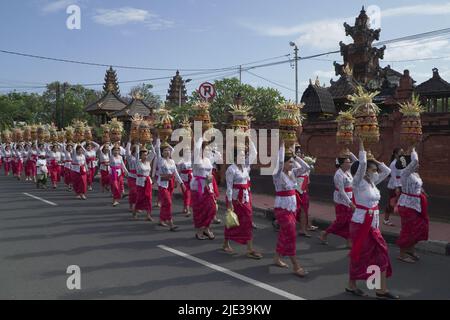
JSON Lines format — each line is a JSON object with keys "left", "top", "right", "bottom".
{"left": 61, "top": 82, "right": 67, "bottom": 128}
{"left": 239, "top": 65, "right": 242, "bottom": 84}
{"left": 56, "top": 82, "right": 60, "bottom": 128}
{"left": 290, "top": 42, "right": 299, "bottom": 104}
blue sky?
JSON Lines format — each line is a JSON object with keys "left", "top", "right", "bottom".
{"left": 1, "top": 0, "right": 450, "bottom": 100}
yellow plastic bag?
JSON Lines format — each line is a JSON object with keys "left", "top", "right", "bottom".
{"left": 225, "top": 209, "right": 240, "bottom": 229}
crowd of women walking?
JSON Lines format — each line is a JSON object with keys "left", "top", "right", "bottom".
{"left": 0, "top": 135, "right": 429, "bottom": 300}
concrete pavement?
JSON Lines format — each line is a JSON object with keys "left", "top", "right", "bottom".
{"left": 0, "top": 175, "right": 449, "bottom": 300}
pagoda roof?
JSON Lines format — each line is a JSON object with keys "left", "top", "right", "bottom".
{"left": 416, "top": 68, "right": 450, "bottom": 95}
{"left": 85, "top": 91, "right": 127, "bottom": 113}
{"left": 111, "top": 98, "right": 155, "bottom": 118}
{"left": 301, "top": 79, "right": 336, "bottom": 114}
{"left": 328, "top": 74, "right": 361, "bottom": 100}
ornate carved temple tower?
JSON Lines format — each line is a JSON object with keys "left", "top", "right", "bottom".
{"left": 103, "top": 66, "right": 120, "bottom": 95}
{"left": 334, "top": 6, "right": 386, "bottom": 89}
{"left": 166, "top": 70, "right": 188, "bottom": 108}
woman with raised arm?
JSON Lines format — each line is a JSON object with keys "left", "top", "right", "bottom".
{"left": 81, "top": 141, "right": 100, "bottom": 191}
{"left": 47, "top": 143, "right": 63, "bottom": 189}
{"left": 71, "top": 143, "right": 88, "bottom": 200}
{"left": 346, "top": 138, "right": 398, "bottom": 299}
{"left": 26, "top": 143, "right": 38, "bottom": 182}
{"left": 98, "top": 143, "right": 111, "bottom": 193}
{"left": 223, "top": 139, "right": 262, "bottom": 259}
{"left": 191, "top": 137, "right": 217, "bottom": 240}
{"left": 396, "top": 148, "right": 429, "bottom": 263}
{"left": 133, "top": 143, "right": 156, "bottom": 221}
{"left": 14, "top": 143, "right": 27, "bottom": 181}
{"left": 292, "top": 146, "right": 315, "bottom": 237}
{"left": 272, "top": 141, "right": 308, "bottom": 277}
{"left": 155, "top": 138, "right": 185, "bottom": 231}
{"left": 384, "top": 148, "right": 404, "bottom": 226}
{"left": 126, "top": 140, "right": 139, "bottom": 212}
{"left": 61, "top": 143, "right": 73, "bottom": 191}
{"left": 177, "top": 147, "right": 193, "bottom": 217}
{"left": 109, "top": 145, "right": 128, "bottom": 207}
{"left": 1, "top": 143, "right": 12, "bottom": 176}
{"left": 319, "top": 151, "right": 358, "bottom": 246}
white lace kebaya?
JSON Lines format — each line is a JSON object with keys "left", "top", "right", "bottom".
{"left": 398, "top": 150, "right": 422, "bottom": 213}
{"left": 351, "top": 151, "right": 391, "bottom": 229}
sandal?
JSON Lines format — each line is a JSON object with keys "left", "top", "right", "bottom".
{"left": 397, "top": 256, "right": 416, "bottom": 264}
{"left": 159, "top": 222, "right": 169, "bottom": 228}
{"left": 273, "top": 260, "right": 289, "bottom": 268}
{"left": 293, "top": 267, "right": 308, "bottom": 278}
{"left": 345, "top": 287, "right": 368, "bottom": 297}
{"left": 246, "top": 251, "right": 263, "bottom": 260}
{"left": 196, "top": 233, "right": 208, "bottom": 240}
{"left": 307, "top": 226, "right": 319, "bottom": 231}
{"left": 406, "top": 252, "right": 420, "bottom": 261}
{"left": 318, "top": 235, "right": 328, "bottom": 245}
{"left": 299, "top": 232, "right": 312, "bottom": 238}
{"left": 222, "top": 247, "right": 234, "bottom": 254}
{"left": 146, "top": 216, "right": 153, "bottom": 222}
{"left": 376, "top": 291, "right": 400, "bottom": 300}
{"left": 203, "top": 231, "right": 215, "bottom": 240}
{"left": 383, "top": 219, "right": 395, "bottom": 227}
{"left": 169, "top": 225, "right": 179, "bottom": 232}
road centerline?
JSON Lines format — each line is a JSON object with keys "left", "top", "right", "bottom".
{"left": 157, "top": 244, "right": 306, "bottom": 300}
{"left": 23, "top": 192, "right": 58, "bottom": 206}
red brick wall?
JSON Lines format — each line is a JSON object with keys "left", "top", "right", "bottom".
{"left": 298, "top": 112, "right": 450, "bottom": 196}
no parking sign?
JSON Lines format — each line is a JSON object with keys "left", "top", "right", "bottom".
{"left": 198, "top": 82, "right": 216, "bottom": 101}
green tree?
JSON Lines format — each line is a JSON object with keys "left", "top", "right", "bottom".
{"left": 188, "top": 77, "right": 284, "bottom": 126}
{"left": 128, "top": 83, "right": 161, "bottom": 107}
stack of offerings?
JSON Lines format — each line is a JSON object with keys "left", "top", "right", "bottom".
{"left": 84, "top": 126, "right": 93, "bottom": 142}
{"left": 100, "top": 124, "right": 110, "bottom": 143}
{"left": 347, "top": 86, "right": 380, "bottom": 145}
{"left": 130, "top": 113, "right": 143, "bottom": 144}
{"left": 72, "top": 120, "right": 85, "bottom": 143}
{"left": 57, "top": 130, "right": 66, "bottom": 143}
{"left": 23, "top": 126, "right": 32, "bottom": 142}
{"left": 154, "top": 107, "right": 174, "bottom": 147}
{"left": 49, "top": 125, "right": 58, "bottom": 143}
{"left": 13, "top": 128, "right": 23, "bottom": 143}
{"left": 108, "top": 118, "right": 124, "bottom": 143}
{"left": 1, "top": 129, "right": 12, "bottom": 143}
{"left": 229, "top": 104, "right": 253, "bottom": 132}
{"left": 336, "top": 111, "right": 355, "bottom": 145}
{"left": 138, "top": 119, "right": 153, "bottom": 145}
{"left": 277, "top": 101, "right": 304, "bottom": 156}
{"left": 65, "top": 126, "right": 74, "bottom": 143}
{"left": 193, "top": 101, "right": 213, "bottom": 133}
{"left": 180, "top": 116, "right": 193, "bottom": 140}
{"left": 37, "top": 125, "right": 45, "bottom": 143}
{"left": 399, "top": 94, "right": 424, "bottom": 145}
{"left": 30, "top": 125, "right": 38, "bottom": 141}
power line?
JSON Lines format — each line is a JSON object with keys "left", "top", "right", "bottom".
{"left": 244, "top": 70, "right": 296, "bottom": 92}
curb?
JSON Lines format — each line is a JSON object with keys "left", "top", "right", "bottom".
{"left": 172, "top": 192, "right": 449, "bottom": 257}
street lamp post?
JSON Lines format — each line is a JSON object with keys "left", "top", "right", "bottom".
{"left": 179, "top": 78, "right": 192, "bottom": 107}
{"left": 290, "top": 41, "right": 299, "bottom": 104}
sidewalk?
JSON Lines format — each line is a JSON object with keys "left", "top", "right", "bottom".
{"left": 170, "top": 186, "right": 450, "bottom": 256}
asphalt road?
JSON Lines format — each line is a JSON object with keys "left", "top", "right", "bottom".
{"left": 0, "top": 175, "right": 449, "bottom": 300}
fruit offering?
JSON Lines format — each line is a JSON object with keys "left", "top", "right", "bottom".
{"left": 399, "top": 94, "right": 424, "bottom": 145}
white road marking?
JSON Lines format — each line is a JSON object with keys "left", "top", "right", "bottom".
{"left": 158, "top": 244, "right": 305, "bottom": 300}
{"left": 23, "top": 193, "right": 57, "bottom": 206}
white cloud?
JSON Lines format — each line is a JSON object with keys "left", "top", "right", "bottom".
{"left": 240, "top": 2, "right": 450, "bottom": 50}
{"left": 40, "top": 0, "right": 77, "bottom": 13}
{"left": 384, "top": 39, "right": 450, "bottom": 61}
{"left": 93, "top": 7, "right": 174, "bottom": 30}
{"left": 382, "top": 3, "right": 450, "bottom": 17}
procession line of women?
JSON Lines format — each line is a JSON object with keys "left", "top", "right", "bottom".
{"left": 1, "top": 137, "right": 430, "bottom": 299}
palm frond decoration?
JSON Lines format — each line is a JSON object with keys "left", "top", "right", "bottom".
{"left": 399, "top": 93, "right": 425, "bottom": 116}
{"left": 347, "top": 86, "right": 381, "bottom": 115}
